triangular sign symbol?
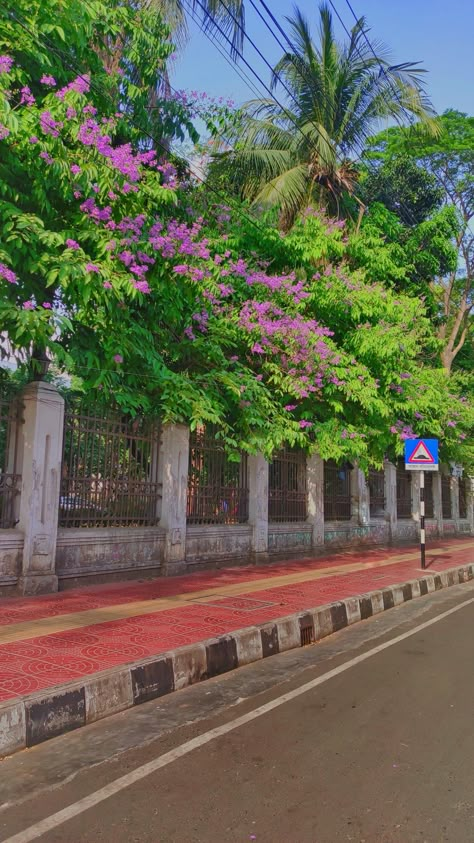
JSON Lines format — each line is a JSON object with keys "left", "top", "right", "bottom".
{"left": 409, "top": 441, "right": 435, "bottom": 463}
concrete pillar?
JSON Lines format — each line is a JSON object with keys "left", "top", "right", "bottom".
{"left": 467, "top": 477, "right": 474, "bottom": 534}
{"left": 351, "top": 466, "right": 370, "bottom": 526}
{"left": 158, "top": 423, "right": 189, "bottom": 574}
{"left": 411, "top": 471, "right": 421, "bottom": 524}
{"left": 248, "top": 454, "right": 268, "bottom": 554}
{"left": 432, "top": 472, "right": 443, "bottom": 536}
{"left": 17, "top": 382, "right": 64, "bottom": 595}
{"left": 384, "top": 461, "right": 397, "bottom": 541}
{"left": 307, "top": 453, "right": 324, "bottom": 547}
{"left": 451, "top": 476, "right": 460, "bottom": 527}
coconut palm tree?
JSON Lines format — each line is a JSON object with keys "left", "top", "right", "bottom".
{"left": 215, "top": 3, "right": 438, "bottom": 228}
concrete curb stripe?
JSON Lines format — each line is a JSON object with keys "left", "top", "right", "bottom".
{"left": 0, "top": 561, "right": 473, "bottom": 759}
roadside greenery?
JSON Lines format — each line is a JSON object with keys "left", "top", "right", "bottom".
{"left": 0, "top": 0, "right": 473, "bottom": 469}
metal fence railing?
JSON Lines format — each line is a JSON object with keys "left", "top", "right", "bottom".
{"left": 396, "top": 465, "right": 412, "bottom": 519}
{"left": 459, "top": 477, "right": 468, "bottom": 519}
{"left": 269, "top": 448, "right": 307, "bottom": 522}
{"left": 324, "top": 460, "right": 352, "bottom": 521}
{"left": 441, "top": 475, "right": 452, "bottom": 520}
{"left": 187, "top": 426, "right": 249, "bottom": 525}
{"left": 59, "top": 404, "right": 161, "bottom": 527}
{"left": 0, "top": 395, "right": 21, "bottom": 529}
{"left": 368, "top": 468, "right": 385, "bottom": 518}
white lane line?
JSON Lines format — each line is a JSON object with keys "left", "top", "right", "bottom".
{"left": 4, "top": 594, "right": 474, "bottom": 843}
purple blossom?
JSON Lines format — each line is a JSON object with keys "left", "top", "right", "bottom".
{"left": 42, "top": 302, "right": 52, "bottom": 309}
{"left": 29, "top": 136, "right": 39, "bottom": 144}
{"left": 299, "top": 420, "right": 313, "bottom": 429}
{"left": 0, "top": 125, "right": 10, "bottom": 140}
{"left": 284, "top": 404, "right": 297, "bottom": 411}
{"left": 70, "top": 164, "right": 81, "bottom": 175}
{"left": 66, "top": 107, "right": 77, "bottom": 119}
{"left": 39, "top": 111, "right": 62, "bottom": 137}
{"left": 103, "top": 281, "right": 113, "bottom": 289}
{"left": 20, "top": 86, "right": 35, "bottom": 106}
{"left": 22, "top": 300, "right": 35, "bottom": 310}
{"left": 56, "top": 74, "right": 90, "bottom": 100}
{"left": 85, "top": 262, "right": 100, "bottom": 273}
{"left": 447, "top": 420, "right": 456, "bottom": 428}
{"left": 0, "top": 56, "right": 13, "bottom": 75}
{"left": 173, "top": 264, "right": 189, "bottom": 275}
{"left": 0, "top": 263, "right": 18, "bottom": 284}
{"left": 40, "top": 74, "right": 56, "bottom": 86}
{"left": 400, "top": 372, "right": 411, "bottom": 379}
{"left": 39, "top": 151, "right": 53, "bottom": 164}
{"left": 66, "top": 238, "right": 80, "bottom": 250}
{"left": 113, "top": 354, "right": 123, "bottom": 364}
{"left": 133, "top": 279, "right": 151, "bottom": 294}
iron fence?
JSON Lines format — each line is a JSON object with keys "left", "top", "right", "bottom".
{"left": 441, "top": 475, "right": 452, "bottom": 519}
{"left": 424, "top": 472, "right": 434, "bottom": 519}
{"left": 459, "top": 477, "right": 468, "bottom": 520}
{"left": 368, "top": 468, "right": 385, "bottom": 518}
{"left": 187, "top": 425, "right": 249, "bottom": 525}
{"left": 0, "top": 395, "right": 21, "bottom": 529}
{"left": 59, "top": 403, "right": 161, "bottom": 527}
{"left": 324, "top": 460, "right": 352, "bottom": 521}
{"left": 396, "top": 464, "right": 412, "bottom": 519}
{"left": 269, "top": 448, "right": 307, "bottom": 522}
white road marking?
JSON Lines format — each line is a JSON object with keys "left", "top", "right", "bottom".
{"left": 3, "top": 594, "right": 474, "bottom": 843}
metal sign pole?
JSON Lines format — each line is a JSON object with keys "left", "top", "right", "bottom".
{"left": 419, "top": 469, "right": 426, "bottom": 570}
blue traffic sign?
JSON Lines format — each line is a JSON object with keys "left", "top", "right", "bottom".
{"left": 405, "top": 439, "right": 439, "bottom": 471}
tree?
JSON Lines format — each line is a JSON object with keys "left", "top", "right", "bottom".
{"left": 359, "top": 155, "right": 443, "bottom": 225}
{"left": 213, "top": 2, "right": 437, "bottom": 229}
{"left": 1, "top": 36, "right": 472, "bottom": 468}
{"left": 365, "top": 111, "right": 474, "bottom": 371}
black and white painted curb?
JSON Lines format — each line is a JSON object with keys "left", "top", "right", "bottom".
{"left": 1, "top": 563, "right": 473, "bottom": 758}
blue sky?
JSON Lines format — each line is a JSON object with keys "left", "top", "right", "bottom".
{"left": 171, "top": 0, "right": 474, "bottom": 116}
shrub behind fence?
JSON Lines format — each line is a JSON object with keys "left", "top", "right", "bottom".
{"left": 0, "top": 394, "right": 21, "bottom": 529}
{"left": 59, "top": 403, "right": 161, "bottom": 528}
{"left": 187, "top": 426, "right": 249, "bottom": 525}
{"left": 269, "top": 448, "right": 307, "bottom": 522}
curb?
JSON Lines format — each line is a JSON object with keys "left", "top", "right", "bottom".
{"left": 1, "top": 563, "right": 473, "bottom": 758}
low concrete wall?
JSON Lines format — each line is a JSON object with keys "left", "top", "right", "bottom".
{"left": 56, "top": 527, "right": 166, "bottom": 589}
{"left": 185, "top": 524, "right": 253, "bottom": 564}
{"left": 393, "top": 520, "right": 419, "bottom": 543}
{"left": 458, "top": 520, "right": 472, "bottom": 535}
{"left": 268, "top": 522, "right": 312, "bottom": 552}
{"left": 324, "top": 521, "right": 389, "bottom": 547}
{"left": 0, "top": 530, "right": 23, "bottom": 595}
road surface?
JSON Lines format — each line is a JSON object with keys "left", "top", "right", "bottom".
{"left": 2, "top": 580, "right": 474, "bottom": 843}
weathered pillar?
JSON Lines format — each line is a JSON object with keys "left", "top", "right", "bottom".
{"left": 411, "top": 471, "right": 421, "bottom": 524}
{"left": 384, "top": 461, "right": 397, "bottom": 542}
{"left": 18, "top": 382, "right": 64, "bottom": 595}
{"left": 451, "top": 476, "right": 460, "bottom": 527}
{"left": 307, "top": 453, "right": 324, "bottom": 548}
{"left": 467, "top": 477, "right": 474, "bottom": 534}
{"left": 433, "top": 472, "right": 443, "bottom": 537}
{"left": 158, "top": 423, "right": 189, "bottom": 575}
{"left": 248, "top": 454, "right": 269, "bottom": 554}
{"left": 352, "top": 466, "right": 370, "bottom": 526}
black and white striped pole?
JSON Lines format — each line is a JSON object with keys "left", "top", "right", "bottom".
{"left": 419, "top": 470, "right": 426, "bottom": 570}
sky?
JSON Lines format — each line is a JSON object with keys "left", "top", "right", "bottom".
{"left": 171, "top": 0, "right": 474, "bottom": 117}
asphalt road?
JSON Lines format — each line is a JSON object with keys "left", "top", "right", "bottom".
{"left": 2, "top": 581, "right": 474, "bottom": 843}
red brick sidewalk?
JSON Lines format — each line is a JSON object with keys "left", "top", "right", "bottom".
{"left": 1, "top": 537, "right": 473, "bottom": 704}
